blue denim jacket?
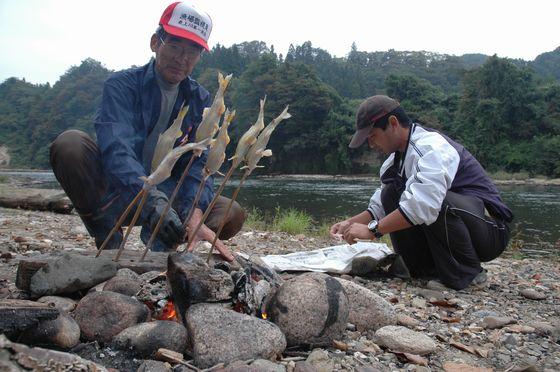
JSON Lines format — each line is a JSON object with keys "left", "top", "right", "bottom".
{"left": 94, "top": 59, "right": 214, "bottom": 219}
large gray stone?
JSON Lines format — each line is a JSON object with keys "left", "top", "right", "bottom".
{"left": 113, "top": 321, "right": 187, "bottom": 357}
{"left": 30, "top": 253, "right": 117, "bottom": 296}
{"left": 374, "top": 325, "right": 437, "bottom": 355}
{"left": 73, "top": 291, "right": 150, "bottom": 343}
{"left": 267, "top": 272, "right": 348, "bottom": 346}
{"left": 20, "top": 313, "right": 80, "bottom": 349}
{"left": 335, "top": 278, "right": 397, "bottom": 332}
{"left": 167, "top": 253, "right": 234, "bottom": 324}
{"left": 186, "top": 303, "right": 286, "bottom": 369}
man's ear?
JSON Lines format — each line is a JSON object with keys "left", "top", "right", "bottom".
{"left": 150, "top": 34, "right": 158, "bottom": 53}
{"left": 388, "top": 115, "right": 399, "bottom": 129}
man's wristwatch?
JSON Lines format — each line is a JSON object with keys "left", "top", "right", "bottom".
{"left": 367, "top": 220, "right": 383, "bottom": 239}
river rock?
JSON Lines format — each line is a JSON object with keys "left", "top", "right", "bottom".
{"left": 397, "top": 314, "right": 421, "bottom": 328}
{"left": 37, "top": 296, "right": 77, "bottom": 313}
{"left": 306, "top": 349, "right": 334, "bottom": 372}
{"left": 374, "top": 325, "right": 437, "bottom": 355}
{"left": 167, "top": 252, "right": 234, "bottom": 324}
{"left": 250, "top": 359, "right": 286, "bottom": 372}
{"left": 267, "top": 272, "right": 348, "bottom": 346}
{"left": 481, "top": 316, "right": 516, "bottom": 329}
{"left": 19, "top": 313, "right": 80, "bottom": 349}
{"left": 29, "top": 253, "right": 117, "bottom": 296}
{"left": 137, "top": 360, "right": 172, "bottom": 372}
{"left": 73, "top": 291, "right": 150, "bottom": 343}
{"left": 103, "top": 273, "right": 142, "bottom": 297}
{"left": 519, "top": 288, "right": 547, "bottom": 300}
{"left": 186, "top": 303, "right": 286, "bottom": 368}
{"left": 294, "top": 361, "right": 317, "bottom": 372}
{"left": 335, "top": 278, "right": 396, "bottom": 332}
{"left": 113, "top": 321, "right": 187, "bottom": 357}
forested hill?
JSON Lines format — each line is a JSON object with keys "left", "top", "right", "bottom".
{"left": 1, "top": 42, "right": 559, "bottom": 176}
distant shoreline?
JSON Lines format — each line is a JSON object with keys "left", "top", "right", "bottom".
{"left": 1, "top": 169, "right": 560, "bottom": 186}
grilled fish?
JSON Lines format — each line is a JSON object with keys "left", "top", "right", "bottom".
{"left": 229, "top": 97, "right": 266, "bottom": 168}
{"left": 242, "top": 105, "right": 291, "bottom": 174}
{"left": 141, "top": 138, "right": 210, "bottom": 188}
{"left": 204, "top": 109, "right": 235, "bottom": 177}
{"left": 195, "top": 72, "right": 233, "bottom": 143}
{"left": 151, "top": 105, "right": 188, "bottom": 172}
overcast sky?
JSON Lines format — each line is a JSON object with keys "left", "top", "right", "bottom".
{"left": 1, "top": 0, "right": 558, "bottom": 85}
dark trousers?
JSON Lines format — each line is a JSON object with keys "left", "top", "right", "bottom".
{"left": 381, "top": 183, "right": 510, "bottom": 289}
{"left": 50, "top": 130, "right": 246, "bottom": 249}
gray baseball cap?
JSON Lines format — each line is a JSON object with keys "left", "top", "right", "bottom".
{"left": 348, "top": 95, "right": 400, "bottom": 148}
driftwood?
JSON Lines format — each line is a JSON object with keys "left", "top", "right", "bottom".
{"left": 16, "top": 249, "right": 169, "bottom": 292}
{"left": 0, "top": 186, "right": 73, "bottom": 214}
{"left": 0, "top": 334, "right": 108, "bottom": 371}
{"left": 0, "top": 299, "right": 59, "bottom": 333}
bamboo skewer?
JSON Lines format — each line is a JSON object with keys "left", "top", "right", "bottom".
{"left": 206, "top": 169, "right": 249, "bottom": 262}
{"left": 141, "top": 154, "right": 196, "bottom": 260}
{"left": 114, "top": 188, "right": 149, "bottom": 261}
{"left": 95, "top": 189, "right": 144, "bottom": 257}
{"left": 185, "top": 165, "right": 235, "bottom": 250}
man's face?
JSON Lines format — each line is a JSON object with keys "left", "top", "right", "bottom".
{"left": 367, "top": 125, "right": 396, "bottom": 154}
{"left": 151, "top": 34, "right": 202, "bottom": 85}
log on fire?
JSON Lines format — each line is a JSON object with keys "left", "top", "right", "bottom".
{"left": 16, "top": 249, "right": 169, "bottom": 292}
{"left": 0, "top": 186, "right": 73, "bottom": 214}
{"left": 0, "top": 299, "right": 59, "bottom": 334}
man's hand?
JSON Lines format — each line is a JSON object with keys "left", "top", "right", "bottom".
{"left": 342, "top": 223, "right": 375, "bottom": 244}
{"left": 329, "top": 220, "right": 351, "bottom": 240}
{"left": 146, "top": 190, "right": 184, "bottom": 246}
{"left": 185, "top": 208, "right": 234, "bottom": 262}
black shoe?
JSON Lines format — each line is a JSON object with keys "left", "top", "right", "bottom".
{"left": 387, "top": 255, "right": 411, "bottom": 279}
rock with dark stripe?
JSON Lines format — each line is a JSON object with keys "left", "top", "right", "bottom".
{"left": 267, "top": 272, "right": 348, "bottom": 346}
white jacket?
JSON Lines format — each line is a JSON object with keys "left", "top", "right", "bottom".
{"left": 368, "top": 124, "right": 460, "bottom": 225}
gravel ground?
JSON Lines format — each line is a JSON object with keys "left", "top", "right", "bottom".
{"left": 0, "top": 206, "right": 559, "bottom": 371}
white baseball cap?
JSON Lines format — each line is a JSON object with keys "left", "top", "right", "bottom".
{"left": 159, "top": 2, "right": 213, "bottom": 51}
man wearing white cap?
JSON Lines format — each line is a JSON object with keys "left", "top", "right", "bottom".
{"left": 50, "top": 2, "right": 244, "bottom": 261}
{"left": 330, "top": 95, "right": 513, "bottom": 289}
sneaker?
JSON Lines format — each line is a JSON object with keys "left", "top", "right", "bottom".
{"left": 387, "top": 255, "right": 411, "bottom": 279}
{"left": 471, "top": 269, "right": 488, "bottom": 287}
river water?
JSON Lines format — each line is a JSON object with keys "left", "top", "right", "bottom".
{"left": 1, "top": 171, "right": 559, "bottom": 256}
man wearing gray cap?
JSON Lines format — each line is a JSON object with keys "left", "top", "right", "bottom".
{"left": 330, "top": 95, "right": 513, "bottom": 289}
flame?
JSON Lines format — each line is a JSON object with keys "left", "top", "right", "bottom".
{"left": 261, "top": 313, "right": 267, "bottom": 320}
{"left": 159, "top": 300, "right": 177, "bottom": 321}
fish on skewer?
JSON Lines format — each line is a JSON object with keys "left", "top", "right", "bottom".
{"left": 204, "top": 109, "right": 235, "bottom": 177}
{"left": 228, "top": 96, "right": 266, "bottom": 167}
{"left": 151, "top": 104, "right": 188, "bottom": 172}
{"left": 207, "top": 106, "right": 291, "bottom": 262}
{"left": 181, "top": 109, "right": 235, "bottom": 231}
{"left": 241, "top": 105, "right": 291, "bottom": 175}
{"left": 186, "top": 98, "right": 267, "bottom": 255}
{"left": 96, "top": 138, "right": 210, "bottom": 260}
{"left": 194, "top": 72, "right": 232, "bottom": 145}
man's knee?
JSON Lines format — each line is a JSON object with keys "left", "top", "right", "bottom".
{"left": 220, "top": 202, "right": 246, "bottom": 240}
{"left": 50, "top": 130, "right": 96, "bottom": 167}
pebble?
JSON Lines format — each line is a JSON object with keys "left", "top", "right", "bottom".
{"left": 520, "top": 288, "right": 548, "bottom": 300}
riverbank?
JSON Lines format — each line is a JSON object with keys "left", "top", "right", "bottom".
{"left": 0, "top": 206, "right": 559, "bottom": 371}
{"left": 2, "top": 169, "right": 560, "bottom": 186}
